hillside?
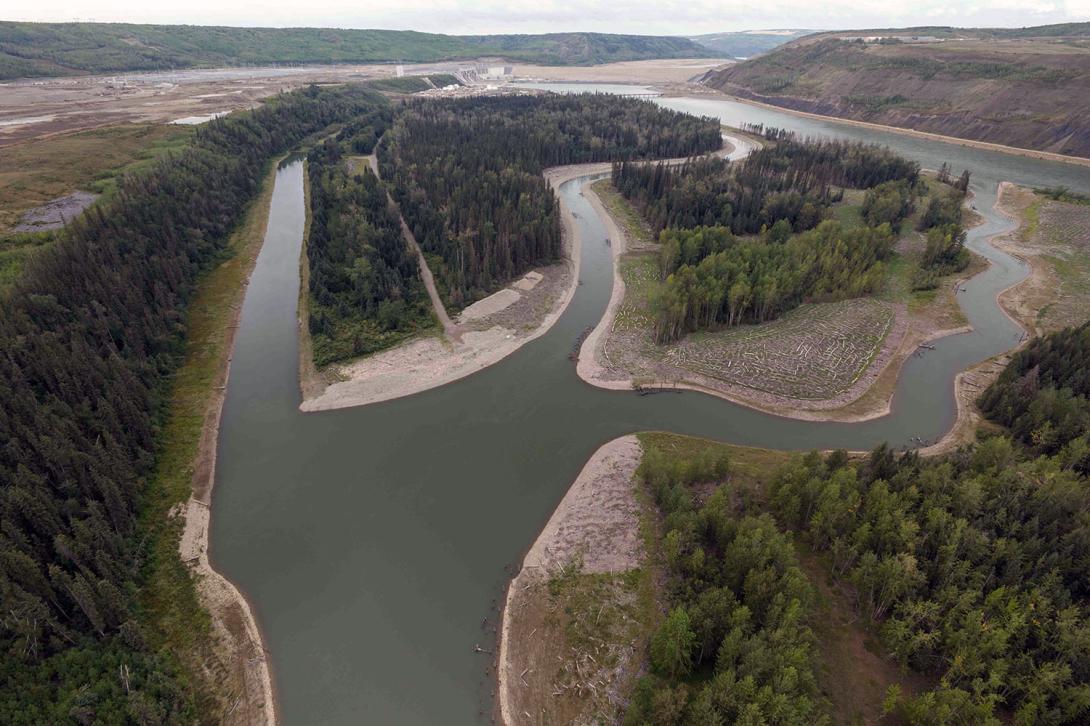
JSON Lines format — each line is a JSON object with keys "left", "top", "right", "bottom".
{"left": 703, "top": 23, "right": 1090, "bottom": 158}
{"left": 0, "top": 22, "right": 712, "bottom": 80}
{"left": 689, "top": 29, "right": 813, "bottom": 58}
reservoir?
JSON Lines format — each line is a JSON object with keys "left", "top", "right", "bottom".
{"left": 211, "top": 89, "right": 1090, "bottom": 724}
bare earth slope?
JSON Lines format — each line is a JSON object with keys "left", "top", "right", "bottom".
{"left": 704, "top": 24, "right": 1090, "bottom": 159}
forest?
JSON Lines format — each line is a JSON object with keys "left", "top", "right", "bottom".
{"left": 979, "top": 320, "right": 1090, "bottom": 469}
{"left": 0, "top": 84, "right": 383, "bottom": 721}
{"left": 0, "top": 22, "right": 711, "bottom": 80}
{"left": 377, "top": 94, "right": 722, "bottom": 307}
{"left": 305, "top": 137, "right": 434, "bottom": 367}
{"left": 650, "top": 221, "right": 895, "bottom": 342}
{"left": 769, "top": 438, "right": 1090, "bottom": 724}
{"left": 612, "top": 128, "right": 975, "bottom": 342}
{"left": 613, "top": 130, "right": 919, "bottom": 237}
{"left": 625, "top": 446, "right": 825, "bottom": 725}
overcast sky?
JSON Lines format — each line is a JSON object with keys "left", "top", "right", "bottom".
{"left": 8, "top": 0, "right": 1090, "bottom": 36}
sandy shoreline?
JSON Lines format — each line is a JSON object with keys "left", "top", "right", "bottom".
{"left": 178, "top": 167, "right": 280, "bottom": 723}
{"left": 299, "top": 162, "right": 590, "bottom": 411}
{"left": 298, "top": 136, "right": 742, "bottom": 412}
{"left": 498, "top": 435, "right": 644, "bottom": 726}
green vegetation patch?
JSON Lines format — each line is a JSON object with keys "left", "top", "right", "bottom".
{"left": 365, "top": 73, "right": 461, "bottom": 93}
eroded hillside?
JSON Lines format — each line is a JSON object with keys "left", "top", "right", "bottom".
{"left": 704, "top": 24, "right": 1090, "bottom": 158}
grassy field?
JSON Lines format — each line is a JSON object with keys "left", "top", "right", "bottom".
{"left": 0, "top": 123, "right": 192, "bottom": 231}
{"left": 133, "top": 158, "right": 278, "bottom": 719}
{"left": 0, "top": 123, "right": 192, "bottom": 288}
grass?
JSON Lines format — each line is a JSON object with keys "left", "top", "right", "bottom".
{"left": 0, "top": 123, "right": 192, "bottom": 232}
{"left": 0, "top": 123, "right": 192, "bottom": 283}
{"left": 591, "top": 178, "right": 655, "bottom": 249}
{"left": 365, "top": 74, "right": 460, "bottom": 93}
{"left": 133, "top": 157, "right": 279, "bottom": 720}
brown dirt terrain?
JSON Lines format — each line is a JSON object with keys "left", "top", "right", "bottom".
{"left": 0, "top": 122, "right": 191, "bottom": 232}
{"left": 705, "top": 33, "right": 1090, "bottom": 160}
{"left": 511, "top": 59, "right": 731, "bottom": 84}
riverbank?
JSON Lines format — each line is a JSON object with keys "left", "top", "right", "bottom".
{"left": 700, "top": 91, "right": 1090, "bottom": 170}
{"left": 298, "top": 162, "right": 586, "bottom": 411}
{"left": 150, "top": 161, "right": 280, "bottom": 723}
{"left": 299, "top": 138, "right": 743, "bottom": 412}
{"left": 498, "top": 435, "right": 648, "bottom": 726}
{"left": 924, "top": 180, "right": 1090, "bottom": 455}
{"left": 576, "top": 176, "right": 988, "bottom": 424}
{"left": 497, "top": 432, "right": 933, "bottom": 724}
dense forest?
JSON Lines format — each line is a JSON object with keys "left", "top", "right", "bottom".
{"left": 770, "top": 439, "right": 1090, "bottom": 723}
{"left": 0, "top": 84, "right": 382, "bottom": 720}
{"left": 613, "top": 129, "right": 919, "bottom": 236}
{"left": 378, "top": 94, "right": 721, "bottom": 307}
{"left": 0, "top": 22, "right": 712, "bottom": 80}
{"left": 613, "top": 129, "right": 926, "bottom": 342}
{"left": 306, "top": 137, "right": 434, "bottom": 367}
{"left": 612, "top": 128, "right": 977, "bottom": 342}
{"left": 626, "top": 447, "right": 825, "bottom": 725}
{"left": 979, "top": 321, "right": 1090, "bottom": 469}
{"left": 650, "top": 221, "right": 895, "bottom": 341}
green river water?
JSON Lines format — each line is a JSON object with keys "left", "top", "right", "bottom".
{"left": 211, "top": 88, "right": 1090, "bottom": 724}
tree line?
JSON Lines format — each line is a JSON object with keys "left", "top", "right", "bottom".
{"left": 626, "top": 444, "right": 825, "bottom": 725}
{"left": 377, "top": 94, "right": 722, "bottom": 307}
{"left": 305, "top": 137, "right": 434, "bottom": 367}
{"left": 770, "top": 439, "right": 1090, "bottom": 724}
{"left": 0, "top": 84, "right": 383, "bottom": 721}
{"left": 979, "top": 320, "right": 1090, "bottom": 471}
{"left": 613, "top": 131, "right": 919, "bottom": 237}
{"left": 650, "top": 221, "right": 895, "bottom": 342}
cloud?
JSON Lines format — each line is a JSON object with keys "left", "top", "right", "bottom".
{"left": 11, "top": 0, "right": 1089, "bottom": 35}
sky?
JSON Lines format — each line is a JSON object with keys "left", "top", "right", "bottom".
{"left": 6, "top": 0, "right": 1090, "bottom": 36}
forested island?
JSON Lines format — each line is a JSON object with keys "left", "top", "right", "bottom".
{"left": 299, "top": 93, "right": 722, "bottom": 384}
{"left": 378, "top": 94, "right": 721, "bottom": 308}
{"left": 0, "top": 84, "right": 381, "bottom": 721}
{"left": 613, "top": 130, "right": 923, "bottom": 341}
{"left": 577, "top": 125, "right": 974, "bottom": 413}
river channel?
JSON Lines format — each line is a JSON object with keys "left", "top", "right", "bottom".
{"left": 211, "top": 87, "right": 1090, "bottom": 724}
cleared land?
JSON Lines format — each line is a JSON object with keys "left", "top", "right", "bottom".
{"left": 510, "top": 58, "right": 730, "bottom": 84}
{"left": 994, "top": 183, "right": 1090, "bottom": 334}
{"left": 0, "top": 122, "right": 192, "bottom": 287}
{"left": 581, "top": 177, "right": 979, "bottom": 421}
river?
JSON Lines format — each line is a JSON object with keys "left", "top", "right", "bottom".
{"left": 211, "top": 88, "right": 1090, "bottom": 724}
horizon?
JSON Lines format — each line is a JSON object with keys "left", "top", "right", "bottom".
{"left": 5, "top": 0, "right": 1088, "bottom": 36}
